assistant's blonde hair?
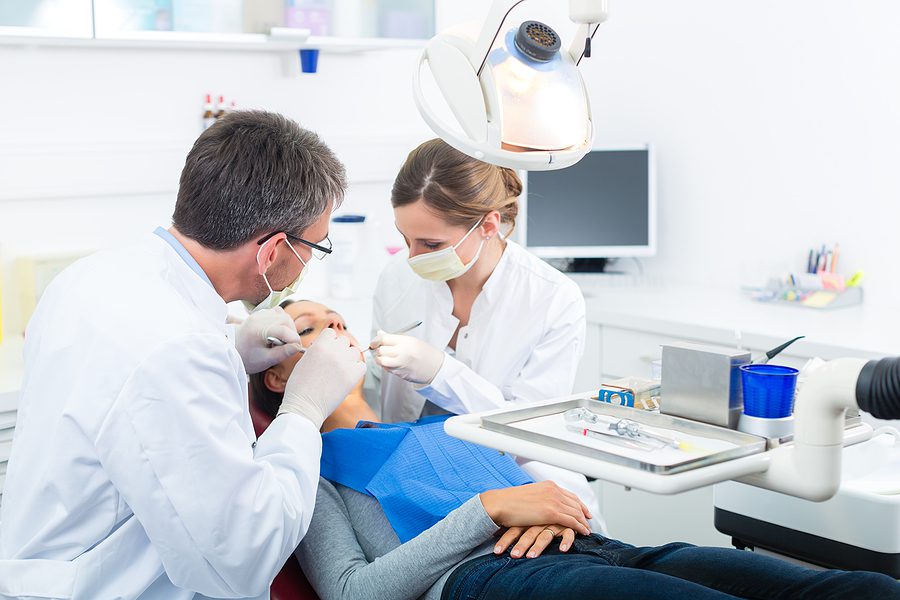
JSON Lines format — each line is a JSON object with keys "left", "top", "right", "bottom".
{"left": 391, "top": 139, "right": 522, "bottom": 233}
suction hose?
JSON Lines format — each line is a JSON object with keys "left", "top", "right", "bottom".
{"left": 857, "top": 357, "right": 900, "bottom": 420}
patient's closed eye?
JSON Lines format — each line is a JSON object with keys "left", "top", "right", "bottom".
{"left": 298, "top": 327, "right": 315, "bottom": 336}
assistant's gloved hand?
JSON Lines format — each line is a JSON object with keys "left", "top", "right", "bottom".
{"left": 234, "top": 306, "right": 303, "bottom": 374}
{"left": 279, "top": 328, "right": 366, "bottom": 429}
{"left": 370, "top": 331, "right": 445, "bottom": 385}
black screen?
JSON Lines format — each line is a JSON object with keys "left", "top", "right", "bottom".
{"left": 525, "top": 149, "right": 650, "bottom": 249}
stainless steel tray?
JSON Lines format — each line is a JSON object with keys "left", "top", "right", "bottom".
{"left": 481, "top": 397, "right": 767, "bottom": 474}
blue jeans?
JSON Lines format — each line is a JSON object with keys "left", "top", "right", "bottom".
{"left": 441, "top": 534, "right": 900, "bottom": 600}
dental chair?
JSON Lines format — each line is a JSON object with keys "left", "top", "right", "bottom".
{"left": 249, "top": 396, "right": 321, "bottom": 600}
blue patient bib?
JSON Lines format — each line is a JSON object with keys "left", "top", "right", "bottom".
{"left": 320, "top": 415, "right": 533, "bottom": 542}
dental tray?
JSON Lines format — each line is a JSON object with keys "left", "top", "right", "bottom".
{"left": 479, "top": 397, "right": 765, "bottom": 475}
{"left": 446, "top": 394, "right": 874, "bottom": 495}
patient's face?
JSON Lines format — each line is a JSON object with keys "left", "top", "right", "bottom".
{"left": 263, "top": 300, "right": 361, "bottom": 392}
{"left": 286, "top": 300, "right": 359, "bottom": 350}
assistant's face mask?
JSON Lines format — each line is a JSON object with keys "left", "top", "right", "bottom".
{"left": 244, "top": 239, "right": 308, "bottom": 313}
{"left": 407, "top": 217, "right": 485, "bottom": 282}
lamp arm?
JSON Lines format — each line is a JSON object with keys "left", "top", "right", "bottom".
{"left": 472, "top": 0, "right": 527, "bottom": 76}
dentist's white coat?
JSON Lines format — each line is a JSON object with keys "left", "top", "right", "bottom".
{"left": 369, "top": 240, "right": 602, "bottom": 526}
{"left": 0, "top": 234, "right": 320, "bottom": 600}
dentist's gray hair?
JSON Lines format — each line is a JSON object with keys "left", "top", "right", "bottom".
{"left": 173, "top": 110, "right": 346, "bottom": 250}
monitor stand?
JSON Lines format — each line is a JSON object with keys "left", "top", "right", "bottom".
{"left": 565, "top": 258, "right": 609, "bottom": 273}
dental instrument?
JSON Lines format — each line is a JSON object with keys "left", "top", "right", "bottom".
{"left": 367, "top": 320, "right": 424, "bottom": 351}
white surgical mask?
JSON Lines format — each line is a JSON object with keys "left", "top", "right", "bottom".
{"left": 407, "top": 218, "right": 485, "bottom": 282}
{"left": 244, "top": 239, "right": 308, "bottom": 313}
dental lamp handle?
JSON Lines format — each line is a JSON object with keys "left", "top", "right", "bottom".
{"left": 471, "top": 0, "right": 610, "bottom": 74}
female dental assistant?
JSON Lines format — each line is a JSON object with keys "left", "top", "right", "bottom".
{"left": 369, "top": 138, "right": 599, "bottom": 522}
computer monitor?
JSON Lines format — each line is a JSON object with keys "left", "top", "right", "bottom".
{"left": 522, "top": 146, "right": 656, "bottom": 261}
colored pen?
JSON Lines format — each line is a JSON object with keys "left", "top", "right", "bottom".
{"left": 832, "top": 243, "right": 840, "bottom": 273}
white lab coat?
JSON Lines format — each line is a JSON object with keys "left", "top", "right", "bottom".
{"left": 369, "top": 241, "right": 604, "bottom": 528}
{"left": 0, "top": 234, "right": 320, "bottom": 600}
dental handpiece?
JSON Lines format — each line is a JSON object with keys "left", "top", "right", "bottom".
{"left": 563, "top": 408, "right": 657, "bottom": 451}
{"left": 564, "top": 408, "right": 688, "bottom": 451}
{"left": 564, "top": 422, "right": 657, "bottom": 451}
{"left": 610, "top": 419, "right": 681, "bottom": 449}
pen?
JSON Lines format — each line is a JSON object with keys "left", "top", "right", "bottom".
{"left": 807, "top": 249, "right": 815, "bottom": 274}
{"left": 832, "top": 243, "right": 840, "bottom": 273}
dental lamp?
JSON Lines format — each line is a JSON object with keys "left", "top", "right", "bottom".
{"left": 413, "top": 0, "right": 609, "bottom": 170}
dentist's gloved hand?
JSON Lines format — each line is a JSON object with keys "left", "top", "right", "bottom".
{"left": 371, "top": 331, "right": 445, "bottom": 385}
{"left": 235, "top": 306, "right": 304, "bottom": 374}
{"left": 279, "top": 329, "right": 366, "bottom": 429}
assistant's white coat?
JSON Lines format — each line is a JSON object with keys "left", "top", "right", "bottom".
{"left": 369, "top": 240, "right": 602, "bottom": 526}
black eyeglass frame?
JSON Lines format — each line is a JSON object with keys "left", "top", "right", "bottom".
{"left": 256, "top": 230, "right": 333, "bottom": 256}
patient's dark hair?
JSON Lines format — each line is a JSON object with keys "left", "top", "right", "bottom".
{"left": 249, "top": 299, "right": 296, "bottom": 419}
{"left": 173, "top": 110, "right": 346, "bottom": 250}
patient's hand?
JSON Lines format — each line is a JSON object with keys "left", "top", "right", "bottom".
{"left": 494, "top": 525, "right": 577, "bottom": 559}
{"left": 480, "top": 481, "right": 592, "bottom": 537}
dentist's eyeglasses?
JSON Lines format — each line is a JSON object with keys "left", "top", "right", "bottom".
{"left": 256, "top": 231, "right": 333, "bottom": 260}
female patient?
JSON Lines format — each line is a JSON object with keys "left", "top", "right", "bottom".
{"left": 255, "top": 304, "right": 900, "bottom": 600}
{"left": 249, "top": 299, "right": 377, "bottom": 432}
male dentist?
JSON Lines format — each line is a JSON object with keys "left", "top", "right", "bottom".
{"left": 0, "top": 110, "right": 365, "bottom": 599}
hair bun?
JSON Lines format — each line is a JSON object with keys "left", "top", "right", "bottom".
{"left": 499, "top": 167, "right": 523, "bottom": 198}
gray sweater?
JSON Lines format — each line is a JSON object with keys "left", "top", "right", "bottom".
{"left": 296, "top": 478, "right": 499, "bottom": 600}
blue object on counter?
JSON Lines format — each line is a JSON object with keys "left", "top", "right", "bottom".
{"left": 597, "top": 386, "right": 635, "bottom": 407}
{"left": 300, "top": 48, "right": 319, "bottom": 73}
{"left": 740, "top": 364, "right": 799, "bottom": 418}
{"left": 332, "top": 214, "right": 366, "bottom": 223}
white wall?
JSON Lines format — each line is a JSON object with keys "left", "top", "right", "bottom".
{"left": 3, "top": 0, "right": 900, "bottom": 336}
{"left": 443, "top": 1, "right": 900, "bottom": 306}
{"left": 0, "top": 42, "right": 434, "bottom": 338}
{"left": 582, "top": 0, "right": 900, "bottom": 305}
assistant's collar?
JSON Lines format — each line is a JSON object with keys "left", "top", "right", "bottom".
{"left": 477, "top": 240, "right": 514, "bottom": 304}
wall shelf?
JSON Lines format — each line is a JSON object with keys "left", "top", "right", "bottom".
{"left": 0, "top": 30, "right": 425, "bottom": 54}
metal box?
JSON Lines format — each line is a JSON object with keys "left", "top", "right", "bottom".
{"left": 661, "top": 342, "right": 751, "bottom": 429}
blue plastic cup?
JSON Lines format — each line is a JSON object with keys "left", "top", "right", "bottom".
{"left": 740, "top": 364, "right": 799, "bottom": 418}
{"left": 300, "top": 49, "right": 319, "bottom": 73}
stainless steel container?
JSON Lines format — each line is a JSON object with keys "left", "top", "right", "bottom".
{"left": 661, "top": 342, "right": 751, "bottom": 429}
